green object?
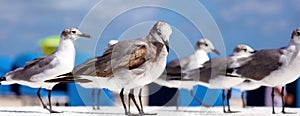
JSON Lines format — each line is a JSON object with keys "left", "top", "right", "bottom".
{"left": 40, "top": 36, "right": 60, "bottom": 55}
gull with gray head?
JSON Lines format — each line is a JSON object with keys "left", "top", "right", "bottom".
{"left": 228, "top": 28, "right": 300, "bottom": 114}
{"left": 230, "top": 45, "right": 262, "bottom": 108}
{"left": 182, "top": 44, "right": 255, "bottom": 113}
{"left": 154, "top": 38, "right": 220, "bottom": 108}
{"left": 46, "top": 21, "right": 172, "bottom": 115}
{"left": 165, "top": 38, "right": 220, "bottom": 74}
{"left": 0, "top": 27, "right": 91, "bottom": 113}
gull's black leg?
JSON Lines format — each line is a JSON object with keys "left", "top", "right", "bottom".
{"left": 37, "top": 88, "right": 48, "bottom": 109}
{"left": 226, "top": 89, "right": 239, "bottom": 113}
{"left": 176, "top": 89, "right": 180, "bottom": 110}
{"left": 227, "top": 89, "right": 232, "bottom": 112}
{"left": 189, "top": 90, "right": 210, "bottom": 107}
{"left": 272, "top": 87, "right": 275, "bottom": 114}
{"left": 241, "top": 91, "right": 246, "bottom": 108}
{"left": 92, "top": 89, "right": 95, "bottom": 110}
{"left": 138, "top": 89, "right": 144, "bottom": 113}
{"left": 280, "top": 86, "right": 296, "bottom": 114}
{"left": 138, "top": 88, "right": 157, "bottom": 115}
{"left": 281, "top": 86, "right": 285, "bottom": 113}
{"left": 222, "top": 89, "right": 226, "bottom": 113}
{"left": 47, "top": 90, "right": 61, "bottom": 113}
{"left": 128, "top": 90, "right": 131, "bottom": 115}
{"left": 97, "top": 89, "right": 101, "bottom": 110}
{"left": 129, "top": 89, "right": 142, "bottom": 115}
{"left": 120, "top": 88, "right": 128, "bottom": 115}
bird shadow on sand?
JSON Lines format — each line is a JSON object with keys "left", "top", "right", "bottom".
{"left": 161, "top": 109, "right": 221, "bottom": 114}
{"left": 65, "top": 111, "right": 156, "bottom": 116}
{"left": 0, "top": 109, "right": 48, "bottom": 114}
{"left": 64, "top": 111, "right": 125, "bottom": 115}
{"left": 243, "top": 106, "right": 255, "bottom": 109}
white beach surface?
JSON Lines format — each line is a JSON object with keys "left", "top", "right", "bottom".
{"left": 0, "top": 106, "right": 299, "bottom": 116}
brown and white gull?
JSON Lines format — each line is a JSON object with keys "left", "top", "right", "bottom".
{"left": 46, "top": 21, "right": 172, "bottom": 115}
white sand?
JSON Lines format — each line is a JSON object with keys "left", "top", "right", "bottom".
{"left": 0, "top": 106, "right": 299, "bottom": 116}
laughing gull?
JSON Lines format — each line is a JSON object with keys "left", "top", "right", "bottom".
{"left": 233, "top": 80, "right": 262, "bottom": 108}
{"left": 182, "top": 44, "right": 255, "bottom": 113}
{"left": 0, "top": 27, "right": 91, "bottom": 113}
{"left": 154, "top": 38, "right": 220, "bottom": 108}
{"left": 230, "top": 45, "right": 262, "bottom": 108}
{"left": 228, "top": 28, "right": 300, "bottom": 114}
{"left": 45, "top": 21, "right": 172, "bottom": 115}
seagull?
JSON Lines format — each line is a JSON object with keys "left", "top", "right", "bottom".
{"left": 229, "top": 44, "right": 262, "bottom": 108}
{"left": 47, "top": 40, "right": 141, "bottom": 112}
{"left": 182, "top": 44, "right": 255, "bottom": 113}
{"left": 45, "top": 21, "right": 172, "bottom": 115}
{"left": 228, "top": 28, "right": 300, "bottom": 114}
{"left": 154, "top": 38, "right": 220, "bottom": 108}
{"left": 0, "top": 27, "right": 91, "bottom": 113}
{"left": 233, "top": 79, "right": 262, "bottom": 108}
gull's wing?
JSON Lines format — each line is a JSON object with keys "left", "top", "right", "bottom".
{"left": 45, "top": 76, "right": 92, "bottom": 83}
{"left": 189, "top": 57, "right": 230, "bottom": 83}
{"left": 167, "top": 59, "right": 181, "bottom": 68}
{"left": 73, "top": 39, "right": 151, "bottom": 78}
{"left": 165, "top": 56, "right": 191, "bottom": 76}
{"left": 6, "top": 55, "right": 56, "bottom": 81}
{"left": 184, "top": 56, "right": 248, "bottom": 83}
{"left": 165, "top": 59, "right": 181, "bottom": 76}
{"left": 234, "top": 49, "right": 283, "bottom": 81}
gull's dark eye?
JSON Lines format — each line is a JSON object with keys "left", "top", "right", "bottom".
{"left": 297, "top": 31, "right": 300, "bottom": 35}
{"left": 243, "top": 49, "right": 247, "bottom": 51}
{"left": 71, "top": 31, "right": 76, "bottom": 34}
{"left": 157, "top": 29, "right": 161, "bottom": 35}
{"left": 205, "top": 43, "right": 208, "bottom": 46}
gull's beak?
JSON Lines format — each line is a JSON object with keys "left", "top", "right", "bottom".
{"left": 250, "top": 50, "right": 257, "bottom": 54}
{"left": 212, "top": 49, "right": 220, "bottom": 55}
{"left": 78, "top": 33, "right": 91, "bottom": 38}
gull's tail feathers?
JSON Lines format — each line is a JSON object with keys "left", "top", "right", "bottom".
{"left": 0, "top": 76, "right": 6, "bottom": 85}
{"left": 45, "top": 72, "right": 92, "bottom": 83}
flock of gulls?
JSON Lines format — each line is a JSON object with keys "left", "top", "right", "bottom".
{"left": 0, "top": 21, "right": 300, "bottom": 115}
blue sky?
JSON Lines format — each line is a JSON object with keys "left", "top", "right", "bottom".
{"left": 202, "top": 0, "right": 300, "bottom": 50}
{"left": 0, "top": 0, "right": 99, "bottom": 57}
{"left": 0, "top": 0, "right": 300, "bottom": 60}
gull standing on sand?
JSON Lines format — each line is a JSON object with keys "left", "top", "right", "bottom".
{"left": 182, "top": 44, "right": 255, "bottom": 113}
{"left": 46, "top": 21, "right": 172, "bottom": 115}
{"left": 229, "top": 45, "right": 262, "bottom": 108}
{"left": 0, "top": 27, "right": 91, "bottom": 113}
{"left": 154, "top": 38, "right": 220, "bottom": 108}
{"left": 228, "top": 28, "right": 300, "bottom": 114}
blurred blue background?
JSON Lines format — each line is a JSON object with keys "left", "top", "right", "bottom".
{"left": 1, "top": 0, "right": 300, "bottom": 57}
{"left": 0, "top": 0, "right": 300, "bottom": 107}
